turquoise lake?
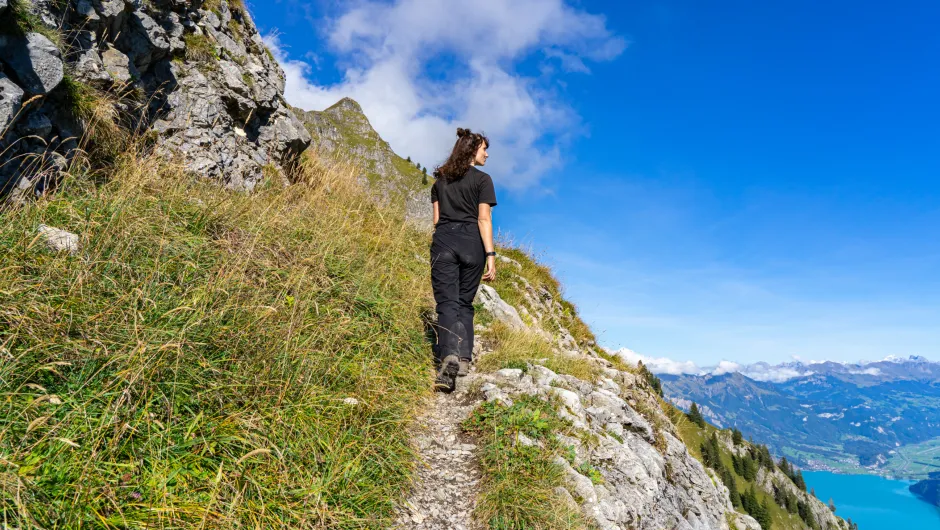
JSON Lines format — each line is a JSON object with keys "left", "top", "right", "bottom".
{"left": 803, "top": 471, "right": 940, "bottom": 529}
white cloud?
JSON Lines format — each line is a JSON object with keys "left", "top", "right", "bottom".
{"left": 848, "top": 367, "right": 882, "bottom": 376}
{"left": 712, "top": 360, "right": 742, "bottom": 375}
{"left": 265, "top": 0, "right": 625, "bottom": 189}
{"left": 612, "top": 348, "right": 812, "bottom": 382}
{"left": 613, "top": 348, "right": 703, "bottom": 376}
{"left": 733, "top": 363, "right": 813, "bottom": 383}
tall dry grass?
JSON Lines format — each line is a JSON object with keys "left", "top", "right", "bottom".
{"left": 0, "top": 142, "right": 435, "bottom": 527}
{"left": 476, "top": 322, "right": 601, "bottom": 383}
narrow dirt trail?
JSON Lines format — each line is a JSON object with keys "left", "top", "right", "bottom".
{"left": 395, "top": 366, "right": 486, "bottom": 530}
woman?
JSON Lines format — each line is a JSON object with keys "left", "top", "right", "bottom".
{"left": 430, "top": 128, "right": 497, "bottom": 392}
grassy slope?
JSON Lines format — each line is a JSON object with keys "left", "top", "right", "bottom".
{"left": 0, "top": 149, "right": 435, "bottom": 528}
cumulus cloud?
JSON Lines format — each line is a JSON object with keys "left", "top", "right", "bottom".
{"left": 264, "top": 0, "right": 625, "bottom": 189}
{"left": 732, "top": 363, "right": 813, "bottom": 383}
{"left": 613, "top": 348, "right": 704, "bottom": 376}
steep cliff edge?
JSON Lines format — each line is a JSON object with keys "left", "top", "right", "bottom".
{"left": 0, "top": 0, "right": 309, "bottom": 198}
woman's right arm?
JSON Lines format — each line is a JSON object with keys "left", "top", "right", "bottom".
{"left": 478, "top": 203, "right": 496, "bottom": 282}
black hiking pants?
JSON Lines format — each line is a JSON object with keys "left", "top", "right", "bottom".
{"left": 430, "top": 222, "right": 485, "bottom": 363}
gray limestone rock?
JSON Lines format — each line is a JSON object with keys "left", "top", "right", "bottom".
{"left": 74, "top": 47, "right": 113, "bottom": 87}
{"left": 475, "top": 284, "right": 527, "bottom": 329}
{"left": 0, "top": 73, "right": 24, "bottom": 132}
{"left": 0, "top": 32, "right": 64, "bottom": 95}
{"left": 101, "top": 46, "right": 138, "bottom": 85}
{"left": 37, "top": 224, "right": 80, "bottom": 254}
{"left": 116, "top": 10, "right": 170, "bottom": 70}
{"left": 19, "top": 111, "right": 52, "bottom": 137}
{"left": 0, "top": 0, "right": 311, "bottom": 196}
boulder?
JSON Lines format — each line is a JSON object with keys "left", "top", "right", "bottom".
{"left": 101, "top": 46, "right": 138, "bottom": 85}
{"left": 116, "top": 10, "right": 170, "bottom": 70}
{"left": 475, "top": 284, "right": 527, "bottom": 329}
{"left": 0, "top": 32, "right": 64, "bottom": 95}
{"left": 0, "top": 73, "right": 24, "bottom": 132}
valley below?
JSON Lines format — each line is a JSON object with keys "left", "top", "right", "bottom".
{"left": 659, "top": 356, "right": 940, "bottom": 480}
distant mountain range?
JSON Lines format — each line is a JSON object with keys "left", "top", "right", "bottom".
{"left": 638, "top": 354, "right": 940, "bottom": 479}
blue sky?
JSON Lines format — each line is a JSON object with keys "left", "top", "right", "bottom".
{"left": 251, "top": 0, "right": 940, "bottom": 366}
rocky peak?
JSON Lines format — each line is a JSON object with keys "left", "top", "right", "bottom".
{"left": 0, "top": 0, "right": 310, "bottom": 200}
{"left": 330, "top": 96, "right": 363, "bottom": 114}
{"left": 294, "top": 98, "right": 433, "bottom": 229}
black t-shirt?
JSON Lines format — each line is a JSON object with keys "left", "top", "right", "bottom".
{"left": 431, "top": 167, "right": 497, "bottom": 225}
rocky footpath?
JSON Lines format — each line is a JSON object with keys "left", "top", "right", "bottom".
{"left": 396, "top": 360, "right": 485, "bottom": 530}
{"left": 457, "top": 262, "right": 763, "bottom": 530}
{"left": 0, "top": 0, "right": 310, "bottom": 200}
{"left": 293, "top": 98, "right": 433, "bottom": 229}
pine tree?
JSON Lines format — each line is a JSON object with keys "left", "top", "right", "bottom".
{"left": 722, "top": 466, "right": 740, "bottom": 507}
{"left": 828, "top": 498, "right": 836, "bottom": 513}
{"left": 786, "top": 492, "right": 798, "bottom": 514}
{"left": 732, "top": 428, "right": 744, "bottom": 445}
{"left": 407, "top": 156, "right": 411, "bottom": 162}
{"left": 688, "top": 402, "right": 706, "bottom": 428}
{"left": 795, "top": 470, "right": 807, "bottom": 491}
{"left": 756, "top": 498, "right": 773, "bottom": 529}
{"left": 422, "top": 167, "right": 428, "bottom": 175}
{"left": 422, "top": 174, "right": 428, "bottom": 185}
{"left": 738, "top": 452, "right": 757, "bottom": 481}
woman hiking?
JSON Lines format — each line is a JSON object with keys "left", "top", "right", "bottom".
{"left": 430, "top": 128, "right": 498, "bottom": 392}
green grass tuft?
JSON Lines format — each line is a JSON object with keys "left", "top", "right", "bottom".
{"left": 56, "top": 75, "right": 96, "bottom": 121}
{"left": 463, "top": 396, "right": 586, "bottom": 529}
{"left": 184, "top": 33, "right": 219, "bottom": 63}
{"left": 2, "top": 0, "right": 63, "bottom": 48}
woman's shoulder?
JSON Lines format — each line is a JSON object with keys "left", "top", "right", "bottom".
{"left": 467, "top": 166, "right": 492, "bottom": 181}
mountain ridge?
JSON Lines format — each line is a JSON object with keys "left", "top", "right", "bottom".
{"left": 658, "top": 356, "right": 940, "bottom": 478}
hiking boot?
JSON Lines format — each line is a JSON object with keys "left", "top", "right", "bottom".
{"left": 457, "top": 359, "right": 471, "bottom": 377}
{"left": 434, "top": 355, "right": 459, "bottom": 393}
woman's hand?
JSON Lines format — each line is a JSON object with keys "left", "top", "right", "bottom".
{"left": 482, "top": 255, "right": 497, "bottom": 282}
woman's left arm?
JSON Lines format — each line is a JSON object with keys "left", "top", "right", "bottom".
{"left": 478, "top": 203, "right": 496, "bottom": 281}
{"left": 433, "top": 202, "right": 440, "bottom": 225}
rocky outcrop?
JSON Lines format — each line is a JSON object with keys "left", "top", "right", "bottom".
{"left": 0, "top": 0, "right": 310, "bottom": 201}
{"left": 473, "top": 284, "right": 761, "bottom": 530}
{"left": 293, "top": 98, "right": 433, "bottom": 228}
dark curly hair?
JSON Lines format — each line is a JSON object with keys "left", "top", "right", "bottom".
{"left": 434, "top": 128, "right": 489, "bottom": 182}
